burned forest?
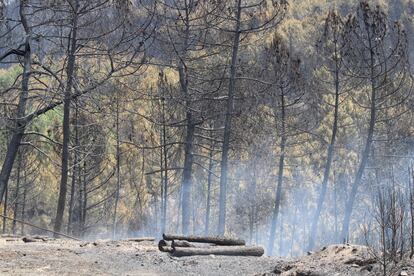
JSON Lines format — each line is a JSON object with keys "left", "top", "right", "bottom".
{"left": 0, "top": 0, "right": 414, "bottom": 275}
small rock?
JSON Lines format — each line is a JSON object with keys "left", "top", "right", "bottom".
{"left": 351, "top": 264, "right": 359, "bottom": 268}
{"left": 400, "top": 271, "right": 408, "bottom": 276}
{"left": 79, "top": 242, "right": 90, "bottom": 247}
{"left": 361, "top": 265, "right": 373, "bottom": 272}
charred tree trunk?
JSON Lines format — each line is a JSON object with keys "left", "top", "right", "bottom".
{"left": 12, "top": 152, "right": 22, "bottom": 234}
{"left": 112, "top": 92, "right": 121, "bottom": 239}
{"left": 2, "top": 178, "right": 8, "bottom": 233}
{"left": 20, "top": 166, "right": 27, "bottom": 236}
{"left": 268, "top": 89, "right": 287, "bottom": 255}
{"left": 204, "top": 145, "right": 214, "bottom": 235}
{"left": 67, "top": 101, "right": 79, "bottom": 234}
{"left": 179, "top": 6, "right": 195, "bottom": 235}
{"left": 218, "top": 0, "right": 241, "bottom": 235}
{"left": 341, "top": 39, "right": 377, "bottom": 243}
{"left": 181, "top": 118, "right": 195, "bottom": 234}
{"left": 0, "top": 0, "right": 32, "bottom": 204}
{"left": 308, "top": 47, "right": 340, "bottom": 250}
{"left": 54, "top": 1, "right": 79, "bottom": 235}
{"left": 160, "top": 95, "right": 168, "bottom": 235}
{"left": 249, "top": 173, "right": 257, "bottom": 244}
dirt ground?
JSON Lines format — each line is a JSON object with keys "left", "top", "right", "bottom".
{"left": 0, "top": 237, "right": 280, "bottom": 276}
{"left": 0, "top": 237, "right": 412, "bottom": 276}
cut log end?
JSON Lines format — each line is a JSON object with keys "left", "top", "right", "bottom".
{"left": 158, "top": 240, "right": 173, "bottom": 253}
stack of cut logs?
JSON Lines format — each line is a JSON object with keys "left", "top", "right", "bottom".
{"left": 158, "top": 233, "right": 264, "bottom": 257}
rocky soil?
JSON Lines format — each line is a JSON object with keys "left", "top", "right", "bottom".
{"left": 0, "top": 237, "right": 412, "bottom": 276}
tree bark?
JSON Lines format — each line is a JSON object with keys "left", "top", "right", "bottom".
{"left": 218, "top": 0, "right": 242, "bottom": 235}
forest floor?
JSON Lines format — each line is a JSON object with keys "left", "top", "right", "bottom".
{"left": 0, "top": 237, "right": 412, "bottom": 276}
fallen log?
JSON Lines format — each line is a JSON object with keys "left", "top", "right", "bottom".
{"left": 124, "top": 237, "right": 155, "bottom": 242}
{"left": 22, "top": 237, "right": 43, "bottom": 243}
{"left": 6, "top": 238, "right": 20, "bottom": 242}
{"left": 1, "top": 234, "right": 21, "bottom": 238}
{"left": 163, "top": 233, "right": 245, "bottom": 246}
{"left": 158, "top": 240, "right": 173, "bottom": 253}
{"left": 171, "top": 245, "right": 264, "bottom": 257}
{"left": 172, "top": 240, "right": 195, "bottom": 248}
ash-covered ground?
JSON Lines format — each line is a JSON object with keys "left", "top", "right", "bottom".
{"left": 0, "top": 237, "right": 412, "bottom": 275}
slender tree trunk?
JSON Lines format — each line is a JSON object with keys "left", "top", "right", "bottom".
{"left": 333, "top": 171, "right": 338, "bottom": 242}
{"left": 410, "top": 166, "right": 414, "bottom": 258}
{"left": 159, "top": 122, "right": 164, "bottom": 232}
{"left": 249, "top": 174, "right": 257, "bottom": 244}
{"left": 161, "top": 96, "right": 168, "bottom": 234}
{"left": 176, "top": 182, "right": 182, "bottom": 233}
{"left": 76, "top": 149, "right": 83, "bottom": 236}
{"left": 279, "top": 212, "right": 284, "bottom": 256}
{"left": 341, "top": 38, "right": 376, "bottom": 242}
{"left": 113, "top": 93, "right": 121, "bottom": 239}
{"left": 67, "top": 101, "right": 78, "bottom": 234}
{"left": 179, "top": 7, "right": 195, "bottom": 235}
{"left": 81, "top": 159, "right": 87, "bottom": 235}
{"left": 218, "top": 0, "right": 242, "bottom": 235}
{"left": 2, "top": 179, "right": 8, "bottom": 233}
{"left": 0, "top": 1, "right": 31, "bottom": 204}
{"left": 181, "top": 119, "right": 195, "bottom": 234}
{"left": 308, "top": 52, "right": 340, "bottom": 250}
{"left": 20, "top": 164, "right": 27, "bottom": 236}
{"left": 192, "top": 189, "right": 196, "bottom": 233}
{"left": 12, "top": 152, "right": 22, "bottom": 234}
{"left": 54, "top": 2, "right": 79, "bottom": 235}
{"left": 289, "top": 206, "right": 298, "bottom": 257}
{"left": 268, "top": 89, "right": 286, "bottom": 255}
{"left": 204, "top": 140, "right": 214, "bottom": 235}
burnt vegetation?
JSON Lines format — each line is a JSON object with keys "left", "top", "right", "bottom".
{"left": 0, "top": 0, "right": 413, "bottom": 269}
